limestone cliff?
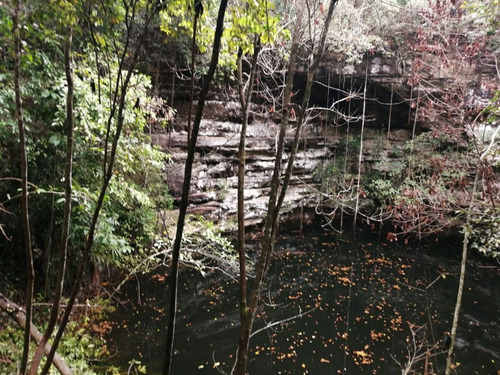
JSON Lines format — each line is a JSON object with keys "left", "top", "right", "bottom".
{"left": 151, "top": 53, "right": 498, "bottom": 230}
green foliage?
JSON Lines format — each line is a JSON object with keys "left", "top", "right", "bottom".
{"left": 0, "top": 1, "right": 173, "bottom": 373}
{"left": 462, "top": 0, "right": 500, "bottom": 42}
{"left": 0, "top": 72, "right": 15, "bottom": 132}
{"left": 154, "top": 215, "right": 240, "bottom": 277}
{"left": 0, "top": 323, "right": 24, "bottom": 374}
{"left": 0, "top": 307, "right": 118, "bottom": 375}
{"left": 327, "top": 0, "right": 388, "bottom": 64}
{"left": 159, "top": 0, "right": 195, "bottom": 38}
{"left": 127, "top": 359, "right": 147, "bottom": 374}
{"left": 62, "top": 60, "right": 173, "bottom": 268}
{"left": 159, "top": 0, "right": 220, "bottom": 72}
{"left": 317, "top": 158, "right": 344, "bottom": 194}
{"left": 470, "top": 209, "right": 500, "bottom": 258}
{"left": 316, "top": 135, "right": 362, "bottom": 194}
{"left": 342, "top": 134, "right": 362, "bottom": 154}
{"left": 367, "top": 178, "right": 399, "bottom": 206}
{"left": 225, "top": 0, "right": 283, "bottom": 56}
{"left": 0, "top": 0, "right": 173, "bottom": 280}
{"left": 159, "top": 0, "right": 286, "bottom": 74}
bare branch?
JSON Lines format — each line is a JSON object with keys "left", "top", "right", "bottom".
{"left": 249, "top": 305, "right": 319, "bottom": 339}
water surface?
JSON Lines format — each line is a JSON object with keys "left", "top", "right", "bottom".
{"left": 103, "top": 228, "right": 500, "bottom": 374}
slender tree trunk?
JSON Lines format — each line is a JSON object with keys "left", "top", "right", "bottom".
{"left": 40, "top": 4, "right": 160, "bottom": 373}
{"left": 233, "top": 2, "right": 338, "bottom": 373}
{"left": 407, "top": 57, "right": 414, "bottom": 127}
{"left": 234, "top": 40, "right": 260, "bottom": 375}
{"left": 171, "top": 69, "right": 175, "bottom": 108}
{"left": 233, "top": 17, "right": 300, "bottom": 372}
{"left": 163, "top": 2, "right": 228, "bottom": 374}
{"left": 187, "top": 12, "right": 200, "bottom": 144}
{"left": 42, "top": 66, "right": 133, "bottom": 375}
{"left": 408, "top": 87, "right": 420, "bottom": 183}
{"left": 29, "top": 28, "right": 75, "bottom": 375}
{"left": 88, "top": 22, "right": 102, "bottom": 104}
{"left": 42, "top": 194, "right": 55, "bottom": 299}
{"left": 272, "top": 0, "right": 337, "bottom": 265}
{"left": 386, "top": 83, "right": 393, "bottom": 150}
{"left": 353, "top": 55, "right": 368, "bottom": 232}
{"left": 233, "top": 11, "right": 302, "bottom": 371}
{"left": 0, "top": 294, "right": 72, "bottom": 375}
{"left": 13, "top": 2, "right": 35, "bottom": 373}
{"left": 445, "top": 168, "right": 479, "bottom": 375}
{"left": 42, "top": 67, "right": 134, "bottom": 375}
{"left": 341, "top": 74, "right": 353, "bottom": 232}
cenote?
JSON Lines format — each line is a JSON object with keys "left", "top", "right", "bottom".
{"left": 101, "top": 226, "right": 500, "bottom": 374}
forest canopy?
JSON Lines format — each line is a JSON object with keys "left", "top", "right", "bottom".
{"left": 0, "top": 0, "right": 498, "bottom": 374}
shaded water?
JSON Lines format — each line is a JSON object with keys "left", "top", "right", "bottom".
{"left": 102, "top": 228, "right": 500, "bottom": 374}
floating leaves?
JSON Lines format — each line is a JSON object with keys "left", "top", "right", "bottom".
{"left": 105, "top": 232, "right": 492, "bottom": 374}
{"left": 353, "top": 349, "right": 374, "bottom": 365}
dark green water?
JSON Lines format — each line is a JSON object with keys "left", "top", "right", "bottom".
{"left": 102, "top": 228, "right": 500, "bottom": 374}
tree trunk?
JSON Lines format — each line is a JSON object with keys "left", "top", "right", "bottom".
{"left": 29, "top": 28, "right": 75, "bottom": 375}
{"left": 12, "top": 2, "right": 35, "bottom": 373}
{"left": 353, "top": 55, "right": 368, "bottom": 233}
{"left": 232, "top": 1, "right": 338, "bottom": 373}
{"left": 42, "top": 194, "right": 55, "bottom": 299}
{"left": 234, "top": 39, "right": 260, "bottom": 375}
{"left": 42, "top": 61, "right": 134, "bottom": 375}
{"left": 445, "top": 168, "right": 479, "bottom": 375}
{"left": 40, "top": 5, "right": 161, "bottom": 373}
{"left": 232, "top": 13, "right": 301, "bottom": 372}
{"left": 187, "top": 11, "right": 200, "bottom": 144}
{"left": 162, "top": 1, "right": 228, "bottom": 374}
{"left": 0, "top": 293, "right": 72, "bottom": 375}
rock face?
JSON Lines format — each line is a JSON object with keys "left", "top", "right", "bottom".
{"left": 152, "top": 100, "right": 411, "bottom": 229}
{"left": 153, "top": 102, "right": 340, "bottom": 228}
{"left": 151, "top": 53, "right": 498, "bottom": 229}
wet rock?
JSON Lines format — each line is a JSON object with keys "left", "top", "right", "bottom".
{"left": 152, "top": 51, "right": 498, "bottom": 228}
{"left": 188, "top": 192, "right": 217, "bottom": 204}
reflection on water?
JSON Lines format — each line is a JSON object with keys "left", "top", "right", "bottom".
{"left": 102, "top": 228, "right": 500, "bottom": 374}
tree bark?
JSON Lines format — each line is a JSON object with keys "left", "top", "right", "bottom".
{"left": 445, "top": 168, "right": 479, "bottom": 375}
{"left": 234, "top": 39, "right": 260, "bottom": 375}
{"left": 233, "top": 3, "right": 303, "bottom": 371}
{"left": 162, "top": 1, "right": 228, "bottom": 374}
{"left": 12, "top": 2, "right": 35, "bottom": 373}
{"left": 353, "top": 55, "right": 368, "bottom": 233}
{"left": 40, "top": 4, "right": 160, "bottom": 374}
{"left": 29, "top": 27, "right": 75, "bottom": 375}
{"left": 233, "top": 1, "right": 338, "bottom": 373}
{"left": 187, "top": 10, "right": 200, "bottom": 144}
{"left": 0, "top": 293, "right": 72, "bottom": 375}
{"left": 42, "top": 194, "right": 55, "bottom": 299}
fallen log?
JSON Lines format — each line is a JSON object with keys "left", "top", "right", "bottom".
{"left": 0, "top": 292, "right": 73, "bottom": 375}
